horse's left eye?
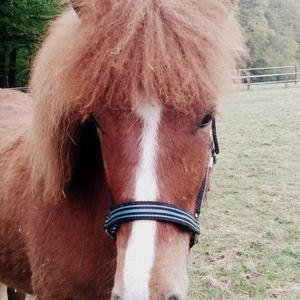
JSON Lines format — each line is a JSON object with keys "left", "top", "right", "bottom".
{"left": 197, "top": 114, "right": 213, "bottom": 128}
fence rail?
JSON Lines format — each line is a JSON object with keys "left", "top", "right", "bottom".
{"left": 5, "top": 86, "right": 28, "bottom": 92}
{"left": 238, "top": 65, "right": 300, "bottom": 89}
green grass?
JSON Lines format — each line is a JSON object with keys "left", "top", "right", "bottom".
{"left": 188, "top": 86, "right": 300, "bottom": 299}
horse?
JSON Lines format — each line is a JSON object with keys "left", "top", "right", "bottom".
{"left": 0, "top": 0, "right": 244, "bottom": 299}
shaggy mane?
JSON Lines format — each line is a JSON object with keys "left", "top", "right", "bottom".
{"left": 28, "top": 0, "right": 245, "bottom": 200}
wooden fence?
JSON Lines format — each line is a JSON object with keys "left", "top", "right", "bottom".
{"left": 238, "top": 65, "right": 300, "bottom": 89}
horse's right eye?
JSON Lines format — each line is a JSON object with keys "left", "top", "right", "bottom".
{"left": 197, "top": 114, "right": 213, "bottom": 129}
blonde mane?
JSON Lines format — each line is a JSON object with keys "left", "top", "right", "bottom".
{"left": 28, "top": 0, "right": 245, "bottom": 200}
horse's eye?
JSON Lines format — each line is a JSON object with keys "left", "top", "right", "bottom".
{"left": 197, "top": 114, "right": 213, "bottom": 128}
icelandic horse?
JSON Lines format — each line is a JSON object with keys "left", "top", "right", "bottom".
{"left": 0, "top": 0, "right": 244, "bottom": 299}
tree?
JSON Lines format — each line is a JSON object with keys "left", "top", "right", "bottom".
{"left": 0, "top": 0, "right": 62, "bottom": 87}
{"left": 1, "top": 0, "right": 299, "bottom": 86}
{"left": 239, "top": 0, "right": 300, "bottom": 68}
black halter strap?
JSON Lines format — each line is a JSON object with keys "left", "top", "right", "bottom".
{"left": 195, "top": 121, "right": 219, "bottom": 217}
{"left": 104, "top": 201, "right": 200, "bottom": 237}
{"left": 104, "top": 119, "right": 219, "bottom": 248}
{"left": 212, "top": 118, "right": 219, "bottom": 155}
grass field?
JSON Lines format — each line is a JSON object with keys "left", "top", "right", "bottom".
{"left": 188, "top": 86, "right": 300, "bottom": 299}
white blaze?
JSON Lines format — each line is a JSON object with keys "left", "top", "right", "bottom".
{"left": 123, "top": 102, "right": 162, "bottom": 300}
{"left": 0, "top": 284, "right": 8, "bottom": 300}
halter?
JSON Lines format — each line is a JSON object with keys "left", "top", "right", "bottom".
{"left": 103, "top": 119, "right": 219, "bottom": 248}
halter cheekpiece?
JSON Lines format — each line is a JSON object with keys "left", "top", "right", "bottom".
{"left": 104, "top": 118, "right": 219, "bottom": 249}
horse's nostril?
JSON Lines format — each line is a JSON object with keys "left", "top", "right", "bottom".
{"left": 111, "top": 293, "right": 121, "bottom": 300}
{"left": 168, "top": 296, "right": 179, "bottom": 300}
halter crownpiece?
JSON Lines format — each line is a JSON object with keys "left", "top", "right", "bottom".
{"left": 104, "top": 119, "right": 219, "bottom": 249}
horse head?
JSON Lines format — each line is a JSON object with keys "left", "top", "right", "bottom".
{"left": 28, "top": 0, "right": 244, "bottom": 298}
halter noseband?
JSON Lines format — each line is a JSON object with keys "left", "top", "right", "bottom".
{"left": 103, "top": 119, "right": 219, "bottom": 249}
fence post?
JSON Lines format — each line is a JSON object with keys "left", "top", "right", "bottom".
{"left": 284, "top": 73, "right": 288, "bottom": 88}
{"left": 295, "top": 65, "right": 298, "bottom": 85}
{"left": 247, "top": 72, "right": 251, "bottom": 90}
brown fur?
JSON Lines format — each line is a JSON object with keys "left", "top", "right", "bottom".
{"left": 0, "top": 90, "right": 33, "bottom": 294}
{"left": 0, "top": 0, "right": 244, "bottom": 298}
{"left": 0, "top": 89, "right": 116, "bottom": 298}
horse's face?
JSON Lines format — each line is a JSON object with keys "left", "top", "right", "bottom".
{"left": 95, "top": 100, "right": 214, "bottom": 300}
{"left": 65, "top": 0, "right": 241, "bottom": 297}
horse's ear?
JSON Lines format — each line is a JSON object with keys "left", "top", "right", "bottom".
{"left": 70, "top": 0, "right": 83, "bottom": 17}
